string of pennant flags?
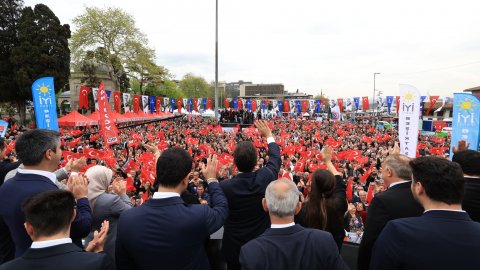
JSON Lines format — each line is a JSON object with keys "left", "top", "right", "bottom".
{"left": 77, "top": 86, "right": 453, "bottom": 115}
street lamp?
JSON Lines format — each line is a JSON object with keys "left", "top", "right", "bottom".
{"left": 373, "top": 72, "right": 380, "bottom": 116}
{"left": 214, "top": 0, "right": 219, "bottom": 119}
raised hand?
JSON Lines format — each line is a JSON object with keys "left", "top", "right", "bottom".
{"left": 201, "top": 155, "right": 218, "bottom": 181}
{"left": 452, "top": 140, "right": 469, "bottom": 153}
{"left": 254, "top": 120, "right": 273, "bottom": 138}
{"left": 85, "top": 220, "right": 110, "bottom": 253}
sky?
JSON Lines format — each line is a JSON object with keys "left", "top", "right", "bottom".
{"left": 25, "top": 0, "right": 480, "bottom": 99}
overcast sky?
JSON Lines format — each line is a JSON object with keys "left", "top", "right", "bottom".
{"left": 25, "top": 0, "right": 480, "bottom": 98}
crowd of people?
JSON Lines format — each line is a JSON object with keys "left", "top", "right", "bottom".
{"left": 0, "top": 114, "right": 479, "bottom": 270}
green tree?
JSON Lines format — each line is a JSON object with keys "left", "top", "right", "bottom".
{"left": 179, "top": 73, "right": 210, "bottom": 98}
{"left": 3, "top": 3, "right": 70, "bottom": 123}
{"left": 159, "top": 80, "right": 184, "bottom": 98}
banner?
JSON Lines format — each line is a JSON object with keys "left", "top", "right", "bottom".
{"left": 224, "top": 98, "right": 230, "bottom": 109}
{"left": 92, "top": 88, "right": 99, "bottom": 110}
{"left": 362, "top": 97, "right": 369, "bottom": 111}
{"left": 386, "top": 96, "right": 394, "bottom": 114}
{"left": 450, "top": 93, "right": 480, "bottom": 156}
{"left": 419, "top": 95, "right": 426, "bottom": 116}
{"left": 345, "top": 98, "right": 353, "bottom": 112}
{"left": 156, "top": 97, "right": 163, "bottom": 112}
{"left": 113, "top": 91, "right": 121, "bottom": 113}
{"left": 295, "top": 100, "right": 301, "bottom": 114}
{"left": 78, "top": 86, "right": 90, "bottom": 110}
{"left": 278, "top": 100, "right": 283, "bottom": 112}
{"left": 133, "top": 95, "right": 140, "bottom": 113}
{"left": 0, "top": 120, "right": 8, "bottom": 137}
{"left": 32, "top": 77, "right": 59, "bottom": 131}
{"left": 331, "top": 100, "right": 341, "bottom": 122}
{"left": 177, "top": 98, "right": 183, "bottom": 112}
{"left": 337, "top": 99, "right": 344, "bottom": 113}
{"left": 315, "top": 100, "right": 321, "bottom": 114}
{"left": 142, "top": 95, "right": 149, "bottom": 113}
{"left": 207, "top": 98, "right": 213, "bottom": 110}
{"left": 197, "top": 98, "right": 203, "bottom": 112}
{"left": 171, "top": 97, "right": 176, "bottom": 112}
{"left": 251, "top": 99, "right": 257, "bottom": 111}
{"left": 97, "top": 82, "right": 120, "bottom": 146}
{"left": 262, "top": 100, "right": 267, "bottom": 112}
{"left": 395, "top": 96, "right": 400, "bottom": 113}
{"left": 399, "top": 84, "right": 421, "bottom": 158}
{"left": 376, "top": 96, "right": 384, "bottom": 110}
{"left": 106, "top": 90, "right": 112, "bottom": 101}
{"left": 353, "top": 97, "right": 360, "bottom": 110}
{"left": 238, "top": 98, "right": 243, "bottom": 110}
{"left": 149, "top": 96, "right": 155, "bottom": 113}
{"left": 426, "top": 95, "right": 439, "bottom": 115}
{"left": 247, "top": 99, "right": 252, "bottom": 111}
{"left": 256, "top": 99, "right": 261, "bottom": 112}
{"left": 187, "top": 98, "right": 192, "bottom": 112}
{"left": 283, "top": 100, "right": 290, "bottom": 112}
{"left": 308, "top": 100, "right": 315, "bottom": 114}
{"left": 289, "top": 100, "right": 295, "bottom": 114}
{"left": 233, "top": 98, "right": 238, "bottom": 110}
{"left": 122, "top": 93, "right": 131, "bottom": 112}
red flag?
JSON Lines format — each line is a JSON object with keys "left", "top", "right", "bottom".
{"left": 78, "top": 86, "right": 90, "bottom": 110}
{"left": 207, "top": 98, "right": 213, "bottom": 110}
{"left": 156, "top": 97, "right": 163, "bottom": 113}
{"left": 224, "top": 98, "right": 230, "bottom": 109}
{"left": 337, "top": 99, "right": 344, "bottom": 113}
{"left": 283, "top": 100, "right": 289, "bottom": 112}
{"left": 193, "top": 98, "right": 198, "bottom": 112}
{"left": 426, "top": 96, "right": 439, "bottom": 115}
{"left": 395, "top": 96, "right": 400, "bottom": 113}
{"left": 346, "top": 178, "right": 353, "bottom": 202}
{"left": 237, "top": 98, "right": 243, "bottom": 110}
{"left": 252, "top": 99, "right": 257, "bottom": 111}
{"left": 133, "top": 95, "right": 140, "bottom": 113}
{"left": 362, "top": 97, "right": 369, "bottom": 110}
{"left": 97, "top": 82, "right": 120, "bottom": 146}
{"left": 366, "top": 184, "right": 374, "bottom": 203}
{"left": 359, "top": 165, "right": 373, "bottom": 184}
{"left": 176, "top": 98, "right": 182, "bottom": 112}
{"left": 301, "top": 100, "right": 308, "bottom": 113}
{"left": 113, "top": 91, "right": 121, "bottom": 113}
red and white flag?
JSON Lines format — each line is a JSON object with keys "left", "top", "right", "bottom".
{"left": 97, "top": 82, "right": 120, "bottom": 146}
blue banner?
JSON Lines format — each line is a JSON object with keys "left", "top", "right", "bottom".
{"left": 262, "top": 100, "right": 266, "bottom": 111}
{"left": 202, "top": 98, "right": 207, "bottom": 110}
{"left": 278, "top": 100, "right": 283, "bottom": 112}
{"left": 419, "top": 95, "right": 426, "bottom": 115}
{"left": 106, "top": 90, "right": 112, "bottom": 101}
{"left": 315, "top": 100, "right": 322, "bottom": 114}
{"left": 450, "top": 93, "right": 480, "bottom": 156}
{"left": 0, "top": 120, "right": 8, "bottom": 137}
{"left": 149, "top": 96, "right": 155, "bottom": 113}
{"left": 32, "top": 77, "right": 59, "bottom": 131}
{"left": 353, "top": 97, "right": 360, "bottom": 111}
{"left": 386, "top": 96, "right": 394, "bottom": 113}
{"left": 295, "top": 100, "right": 301, "bottom": 114}
{"left": 247, "top": 99, "right": 252, "bottom": 111}
{"left": 188, "top": 98, "right": 193, "bottom": 112}
{"left": 171, "top": 97, "right": 176, "bottom": 112}
{"left": 233, "top": 98, "right": 238, "bottom": 110}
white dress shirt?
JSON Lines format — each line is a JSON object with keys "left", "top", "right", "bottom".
{"left": 388, "top": 180, "right": 410, "bottom": 189}
{"left": 271, "top": 222, "right": 295, "bottom": 229}
{"left": 31, "top": 238, "right": 72, "bottom": 249}
{"left": 152, "top": 192, "right": 180, "bottom": 199}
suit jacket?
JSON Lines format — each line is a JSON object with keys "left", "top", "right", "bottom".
{"left": 239, "top": 224, "right": 348, "bottom": 270}
{"left": 115, "top": 182, "right": 228, "bottom": 270}
{"left": 357, "top": 181, "right": 423, "bottom": 270}
{"left": 0, "top": 243, "right": 113, "bottom": 270}
{"left": 220, "top": 142, "right": 281, "bottom": 266}
{"left": 85, "top": 193, "right": 132, "bottom": 264}
{"left": 371, "top": 210, "right": 480, "bottom": 270}
{"left": 0, "top": 173, "right": 92, "bottom": 258}
{"left": 462, "top": 176, "right": 480, "bottom": 222}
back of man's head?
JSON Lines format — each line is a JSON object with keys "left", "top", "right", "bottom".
{"left": 452, "top": 150, "right": 480, "bottom": 177}
{"left": 265, "top": 178, "right": 299, "bottom": 218}
{"left": 234, "top": 141, "right": 257, "bottom": 173}
{"left": 15, "top": 129, "right": 60, "bottom": 166}
{"left": 383, "top": 154, "right": 412, "bottom": 179}
{"left": 22, "top": 190, "right": 75, "bottom": 238}
{"left": 155, "top": 148, "right": 193, "bottom": 188}
{"left": 410, "top": 156, "right": 464, "bottom": 205}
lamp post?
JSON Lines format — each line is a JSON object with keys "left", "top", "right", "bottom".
{"left": 373, "top": 72, "right": 380, "bottom": 117}
{"left": 214, "top": 0, "right": 219, "bottom": 120}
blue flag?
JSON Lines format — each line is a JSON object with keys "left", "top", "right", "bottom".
{"left": 106, "top": 90, "right": 112, "bottom": 101}
{"left": 32, "top": 77, "right": 59, "bottom": 131}
{"left": 188, "top": 98, "right": 193, "bottom": 112}
{"left": 0, "top": 120, "right": 8, "bottom": 137}
{"left": 233, "top": 98, "right": 238, "bottom": 110}
{"left": 315, "top": 100, "right": 322, "bottom": 114}
{"left": 149, "top": 96, "right": 155, "bottom": 113}
{"left": 171, "top": 97, "right": 176, "bottom": 112}
{"left": 450, "top": 93, "right": 480, "bottom": 157}
{"left": 202, "top": 98, "right": 207, "bottom": 110}
{"left": 419, "top": 95, "right": 426, "bottom": 115}
{"left": 247, "top": 99, "right": 252, "bottom": 111}
{"left": 262, "top": 100, "right": 266, "bottom": 111}
{"left": 353, "top": 97, "right": 360, "bottom": 111}
{"left": 295, "top": 100, "right": 301, "bottom": 114}
{"left": 277, "top": 100, "right": 283, "bottom": 112}
{"left": 386, "top": 96, "right": 394, "bottom": 113}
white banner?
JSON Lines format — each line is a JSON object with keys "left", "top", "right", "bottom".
{"left": 346, "top": 98, "right": 353, "bottom": 112}
{"left": 331, "top": 100, "right": 341, "bottom": 121}
{"left": 92, "top": 88, "right": 99, "bottom": 110}
{"left": 122, "top": 93, "right": 130, "bottom": 112}
{"left": 142, "top": 95, "right": 149, "bottom": 113}
{"left": 399, "top": 84, "right": 421, "bottom": 158}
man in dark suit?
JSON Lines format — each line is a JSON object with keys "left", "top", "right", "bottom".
{"left": 240, "top": 179, "right": 348, "bottom": 270}
{"left": 220, "top": 120, "right": 281, "bottom": 270}
{"left": 357, "top": 154, "right": 423, "bottom": 270}
{"left": 452, "top": 141, "right": 480, "bottom": 222}
{"left": 371, "top": 156, "right": 480, "bottom": 270}
{"left": 0, "top": 129, "right": 92, "bottom": 259}
{"left": 0, "top": 190, "right": 112, "bottom": 270}
{"left": 115, "top": 148, "right": 228, "bottom": 270}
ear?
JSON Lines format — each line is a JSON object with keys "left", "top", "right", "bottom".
{"left": 294, "top": 201, "right": 302, "bottom": 215}
{"left": 44, "top": 149, "right": 53, "bottom": 161}
{"left": 71, "top": 209, "right": 77, "bottom": 224}
{"left": 262, "top": 198, "right": 268, "bottom": 212}
{"left": 24, "top": 222, "right": 35, "bottom": 240}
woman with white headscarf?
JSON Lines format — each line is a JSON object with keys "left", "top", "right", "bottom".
{"left": 85, "top": 165, "right": 132, "bottom": 265}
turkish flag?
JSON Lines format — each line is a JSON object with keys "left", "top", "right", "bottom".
{"left": 78, "top": 86, "right": 90, "bottom": 110}
{"left": 362, "top": 96, "right": 369, "bottom": 110}
{"left": 224, "top": 98, "right": 230, "bottom": 109}
{"left": 346, "top": 178, "right": 353, "bottom": 202}
{"left": 113, "top": 91, "right": 121, "bottom": 113}
{"left": 193, "top": 98, "right": 198, "bottom": 111}
{"left": 177, "top": 98, "right": 182, "bottom": 112}
{"left": 283, "top": 100, "right": 289, "bottom": 112}
{"left": 207, "top": 98, "right": 213, "bottom": 110}
{"left": 426, "top": 96, "right": 439, "bottom": 115}
{"left": 238, "top": 98, "right": 243, "bottom": 110}
{"left": 156, "top": 97, "right": 162, "bottom": 112}
{"left": 252, "top": 99, "right": 257, "bottom": 111}
{"left": 301, "top": 100, "right": 308, "bottom": 113}
{"left": 395, "top": 96, "right": 400, "bottom": 113}
{"left": 133, "top": 95, "right": 140, "bottom": 113}
{"left": 337, "top": 99, "right": 344, "bottom": 113}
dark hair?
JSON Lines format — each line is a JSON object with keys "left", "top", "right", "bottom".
{"left": 234, "top": 141, "right": 257, "bottom": 172}
{"left": 15, "top": 129, "right": 60, "bottom": 166}
{"left": 304, "top": 170, "right": 339, "bottom": 230}
{"left": 410, "top": 156, "right": 464, "bottom": 204}
{"left": 155, "top": 148, "right": 192, "bottom": 188}
{"left": 22, "top": 190, "right": 75, "bottom": 237}
{"left": 0, "top": 138, "right": 5, "bottom": 151}
{"left": 452, "top": 150, "right": 480, "bottom": 176}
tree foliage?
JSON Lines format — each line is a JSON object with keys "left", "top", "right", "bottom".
{"left": 0, "top": 2, "right": 70, "bottom": 123}
{"left": 179, "top": 73, "right": 212, "bottom": 98}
